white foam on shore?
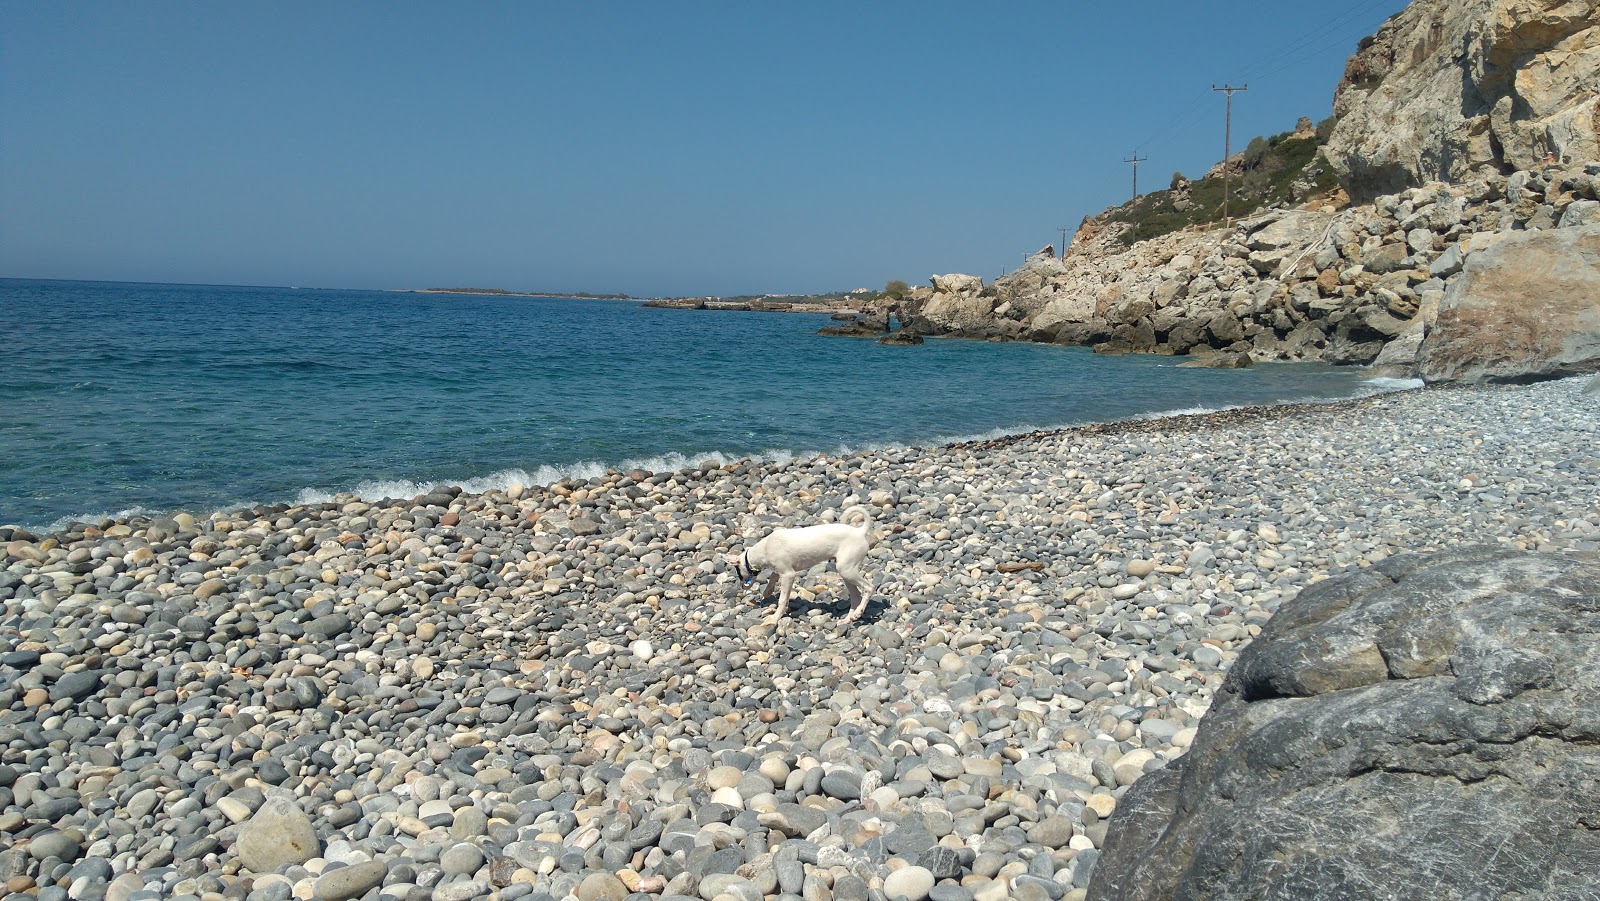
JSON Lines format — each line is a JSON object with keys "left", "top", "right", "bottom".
{"left": 292, "top": 451, "right": 764, "bottom": 507}
{"left": 292, "top": 379, "right": 1428, "bottom": 508}
{"left": 1357, "top": 376, "right": 1426, "bottom": 394}
{"left": 44, "top": 505, "right": 151, "bottom": 532}
{"left": 1103, "top": 376, "right": 1426, "bottom": 429}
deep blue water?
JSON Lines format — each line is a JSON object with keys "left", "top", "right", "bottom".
{"left": 1, "top": 278, "right": 1397, "bottom": 529}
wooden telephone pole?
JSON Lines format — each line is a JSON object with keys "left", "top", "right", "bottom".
{"left": 1057, "top": 227, "right": 1069, "bottom": 260}
{"left": 1123, "top": 151, "right": 1148, "bottom": 201}
{"left": 1212, "top": 83, "right": 1248, "bottom": 225}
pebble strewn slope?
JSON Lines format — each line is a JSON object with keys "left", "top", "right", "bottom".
{"left": 1, "top": 379, "right": 1596, "bottom": 901}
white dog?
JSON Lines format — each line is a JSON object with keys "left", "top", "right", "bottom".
{"left": 728, "top": 505, "right": 874, "bottom": 623}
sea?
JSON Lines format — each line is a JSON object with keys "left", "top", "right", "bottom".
{"left": 0, "top": 278, "right": 1416, "bottom": 530}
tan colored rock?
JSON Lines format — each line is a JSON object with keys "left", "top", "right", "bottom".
{"left": 1316, "top": 268, "right": 1343, "bottom": 296}
{"left": 928, "top": 273, "right": 983, "bottom": 295}
{"left": 1419, "top": 224, "right": 1600, "bottom": 382}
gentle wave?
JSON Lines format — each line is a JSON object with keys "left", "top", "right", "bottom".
{"left": 203, "top": 359, "right": 359, "bottom": 373}
{"left": 293, "top": 453, "right": 742, "bottom": 507}
{"left": 1357, "top": 376, "right": 1426, "bottom": 394}
{"left": 1134, "top": 374, "right": 1425, "bottom": 423}
{"left": 262, "top": 387, "right": 1432, "bottom": 516}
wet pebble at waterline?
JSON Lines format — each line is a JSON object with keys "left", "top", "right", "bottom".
{"left": 0, "top": 378, "right": 1596, "bottom": 901}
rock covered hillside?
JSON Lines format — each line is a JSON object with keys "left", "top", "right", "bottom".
{"left": 878, "top": 0, "right": 1600, "bottom": 384}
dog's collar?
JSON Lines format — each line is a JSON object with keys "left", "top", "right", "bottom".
{"left": 739, "top": 550, "right": 755, "bottom": 584}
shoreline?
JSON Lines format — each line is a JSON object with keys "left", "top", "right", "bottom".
{"left": 0, "top": 376, "right": 1595, "bottom": 896}
{"left": 11, "top": 376, "right": 1421, "bottom": 538}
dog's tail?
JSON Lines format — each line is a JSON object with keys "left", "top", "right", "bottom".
{"left": 840, "top": 504, "right": 872, "bottom": 532}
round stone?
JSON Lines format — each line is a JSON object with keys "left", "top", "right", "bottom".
{"left": 312, "top": 861, "right": 389, "bottom": 901}
{"left": 706, "top": 765, "right": 743, "bottom": 790}
{"left": 28, "top": 830, "right": 80, "bottom": 862}
{"left": 576, "top": 872, "right": 628, "bottom": 901}
{"left": 440, "top": 843, "right": 485, "bottom": 875}
{"left": 884, "top": 866, "right": 935, "bottom": 901}
{"left": 1026, "top": 815, "right": 1077, "bottom": 849}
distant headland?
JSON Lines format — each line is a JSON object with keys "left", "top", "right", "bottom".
{"left": 393, "top": 287, "right": 637, "bottom": 300}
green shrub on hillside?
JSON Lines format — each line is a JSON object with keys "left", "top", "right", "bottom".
{"left": 1099, "top": 122, "right": 1341, "bottom": 247}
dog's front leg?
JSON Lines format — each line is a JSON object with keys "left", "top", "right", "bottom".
{"left": 771, "top": 572, "right": 796, "bottom": 623}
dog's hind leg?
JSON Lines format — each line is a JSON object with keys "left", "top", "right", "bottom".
{"left": 840, "top": 566, "right": 872, "bottom": 622}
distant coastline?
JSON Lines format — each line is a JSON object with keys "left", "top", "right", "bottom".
{"left": 394, "top": 287, "right": 875, "bottom": 315}
{"left": 392, "top": 288, "right": 640, "bottom": 300}
{"left": 641, "top": 291, "right": 871, "bottom": 315}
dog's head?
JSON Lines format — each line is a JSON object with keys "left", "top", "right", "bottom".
{"left": 725, "top": 551, "right": 756, "bottom": 585}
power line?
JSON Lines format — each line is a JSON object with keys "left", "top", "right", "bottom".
{"left": 1235, "top": 0, "right": 1394, "bottom": 83}
{"left": 1123, "top": 0, "right": 1396, "bottom": 163}
{"left": 1244, "top": 17, "right": 1399, "bottom": 84}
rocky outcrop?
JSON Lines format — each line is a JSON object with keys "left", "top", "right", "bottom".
{"left": 1176, "top": 351, "right": 1253, "bottom": 369}
{"left": 1419, "top": 223, "right": 1600, "bottom": 381}
{"left": 1089, "top": 546, "right": 1600, "bottom": 901}
{"left": 890, "top": 160, "right": 1600, "bottom": 380}
{"left": 1324, "top": 0, "right": 1600, "bottom": 200}
{"left": 876, "top": 332, "right": 923, "bottom": 345}
{"left": 739, "top": 185, "right": 1599, "bottom": 382}
{"left": 816, "top": 322, "right": 881, "bottom": 338}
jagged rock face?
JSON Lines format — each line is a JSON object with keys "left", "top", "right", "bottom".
{"left": 1325, "top": 0, "right": 1600, "bottom": 200}
{"left": 1088, "top": 546, "right": 1600, "bottom": 901}
{"left": 1418, "top": 223, "right": 1600, "bottom": 381}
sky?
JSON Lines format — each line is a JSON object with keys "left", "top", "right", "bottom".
{"left": 0, "top": 1, "right": 1411, "bottom": 297}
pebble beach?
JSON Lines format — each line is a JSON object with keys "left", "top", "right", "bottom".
{"left": 1, "top": 377, "right": 1597, "bottom": 901}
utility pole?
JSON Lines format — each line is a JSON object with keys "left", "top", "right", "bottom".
{"left": 1123, "top": 151, "right": 1148, "bottom": 201}
{"left": 1212, "top": 83, "right": 1248, "bottom": 226}
{"left": 1057, "top": 227, "right": 1069, "bottom": 260}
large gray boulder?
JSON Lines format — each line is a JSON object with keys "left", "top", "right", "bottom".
{"left": 1418, "top": 225, "right": 1600, "bottom": 382}
{"left": 919, "top": 291, "right": 998, "bottom": 336}
{"left": 1090, "top": 546, "right": 1600, "bottom": 901}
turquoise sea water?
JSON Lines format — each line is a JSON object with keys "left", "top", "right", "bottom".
{"left": 1, "top": 278, "right": 1396, "bottom": 529}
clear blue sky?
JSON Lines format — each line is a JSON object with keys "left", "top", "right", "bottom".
{"left": 0, "top": 1, "right": 1409, "bottom": 296}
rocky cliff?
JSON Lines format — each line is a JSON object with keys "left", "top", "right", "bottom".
{"left": 1324, "top": 0, "right": 1600, "bottom": 200}
{"left": 867, "top": 0, "right": 1600, "bottom": 384}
